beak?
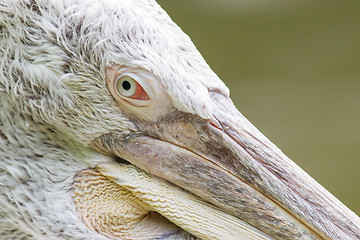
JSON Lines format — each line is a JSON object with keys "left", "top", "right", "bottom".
{"left": 92, "top": 92, "right": 359, "bottom": 239}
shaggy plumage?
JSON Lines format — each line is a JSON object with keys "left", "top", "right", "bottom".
{"left": 0, "top": 0, "right": 235, "bottom": 239}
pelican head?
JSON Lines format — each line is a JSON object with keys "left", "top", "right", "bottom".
{"left": 0, "top": 0, "right": 359, "bottom": 239}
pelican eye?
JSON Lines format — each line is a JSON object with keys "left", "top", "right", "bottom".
{"left": 114, "top": 74, "right": 149, "bottom": 100}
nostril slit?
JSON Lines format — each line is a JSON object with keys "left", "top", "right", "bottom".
{"left": 209, "top": 119, "right": 224, "bottom": 132}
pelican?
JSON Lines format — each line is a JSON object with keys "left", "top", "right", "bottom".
{"left": 0, "top": 0, "right": 359, "bottom": 239}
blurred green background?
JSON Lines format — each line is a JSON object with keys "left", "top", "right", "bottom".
{"left": 157, "top": 0, "right": 360, "bottom": 215}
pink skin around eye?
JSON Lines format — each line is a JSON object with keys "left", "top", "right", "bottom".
{"left": 130, "top": 81, "right": 150, "bottom": 100}
{"left": 106, "top": 65, "right": 150, "bottom": 101}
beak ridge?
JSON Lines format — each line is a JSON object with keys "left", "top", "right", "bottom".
{"left": 209, "top": 92, "right": 360, "bottom": 239}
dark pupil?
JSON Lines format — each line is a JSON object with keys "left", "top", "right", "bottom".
{"left": 122, "top": 80, "right": 131, "bottom": 91}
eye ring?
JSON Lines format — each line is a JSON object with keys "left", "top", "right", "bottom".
{"left": 114, "top": 73, "right": 149, "bottom": 100}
